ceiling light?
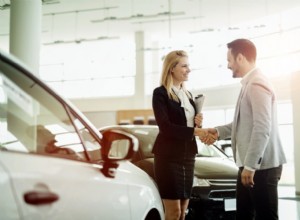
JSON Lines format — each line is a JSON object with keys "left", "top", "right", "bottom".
{"left": 91, "top": 11, "right": 185, "bottom": 23}
{"left": 43, "top": 36, "right": 120, "bottom": 45}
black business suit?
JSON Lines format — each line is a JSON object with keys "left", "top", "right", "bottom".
{"left": 152, "top": 86, "right": 197, "bottom": 199}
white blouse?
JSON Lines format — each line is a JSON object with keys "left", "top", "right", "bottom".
{"left": 172, "top": 86, "right": 195, "bottom": 127}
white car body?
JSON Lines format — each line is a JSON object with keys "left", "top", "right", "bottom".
{"left": 0, "top": 49, "right": 164, "bottom": 220}
{"left": 0, "top": 152, "right": 162, "bottom": 220}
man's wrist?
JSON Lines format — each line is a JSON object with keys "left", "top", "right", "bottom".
{"left": 214, "top": 128, "right": 220, "bottom": 140}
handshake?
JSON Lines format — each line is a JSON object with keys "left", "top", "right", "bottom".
{"left": 194, "top": 113, "right": 218, "bottom": 145}
{"left": 194, "top": 128, "right": 218, "bottom": 145}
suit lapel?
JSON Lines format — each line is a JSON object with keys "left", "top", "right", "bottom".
{"left": 234, "top": 86, "right": 246, "bottom": 123}
{"left": 231, "top": 84, "right": 246, "bottom": 158}
{"left": 231, "top": 68, "right": 258, "bottom": 155}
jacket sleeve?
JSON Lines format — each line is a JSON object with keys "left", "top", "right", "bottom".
{"left": 244, "top": 81, "right": 273, "bottom": 169}
{"left": 152, "top": 87, "right": 195, "bottom": 141}
{"left": 216, "top": 123, "right": 232, "bottom": 140}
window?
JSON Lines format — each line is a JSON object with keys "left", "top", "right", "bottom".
{"left": 277, "top": 102, "right": 294, "bottom": 185}
{"left": 40, "top": 40, "right": 136, "bottom": 98}
{"left": 145, "top": 8, "right": 300, "bottom": 94}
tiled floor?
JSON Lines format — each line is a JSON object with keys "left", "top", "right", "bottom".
{"left": 278, "top": 186, "right": 300, "bottom": 220}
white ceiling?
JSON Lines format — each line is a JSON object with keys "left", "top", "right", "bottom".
{"left": 1, "top": 0, "right": 300, "bottom": 46}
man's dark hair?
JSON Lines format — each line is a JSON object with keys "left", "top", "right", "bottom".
{"left": 227, "top": 39, "right": 257, "bottom": 62}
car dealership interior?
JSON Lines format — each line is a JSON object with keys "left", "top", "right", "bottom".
{"left": 1, "top": 0, "right": 300, "bottom": 219}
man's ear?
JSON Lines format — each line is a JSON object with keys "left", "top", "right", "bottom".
{"left": 236, "top": 53, "right": 244, "bottom": 62}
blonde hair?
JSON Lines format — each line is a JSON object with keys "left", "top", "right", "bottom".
{"left": 160, "top": 50, "right": 191, "bottom": 102}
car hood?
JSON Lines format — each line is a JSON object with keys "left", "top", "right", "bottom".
{"left": 118, "top": 160, "right": 155, "bottom": 181}
{"left": 137, "top": 157, "right": 238, "bottom": 180}
{"left": 194, "top": 157, "right": 238, "bottom": 179}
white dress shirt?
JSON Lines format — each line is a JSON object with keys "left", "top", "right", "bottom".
{"left": 172, "top": 86, "right": 195, "bottom": 128}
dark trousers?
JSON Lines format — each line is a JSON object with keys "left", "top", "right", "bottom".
{"left": 236, "top": 165, "right": 283, "bottom": 220}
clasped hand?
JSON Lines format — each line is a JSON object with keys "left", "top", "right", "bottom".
{"left": 201, "top": 128, "right": 218, "bottom": 145}
{"left": 194, "top": 114, "right": 218, "bottom": 145}
{"left": 194, "top": 128, "right": 218, "bottom": 145}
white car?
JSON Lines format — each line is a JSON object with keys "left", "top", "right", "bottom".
{"left": 0, "top": 50, "right": 164, "bottom": 220}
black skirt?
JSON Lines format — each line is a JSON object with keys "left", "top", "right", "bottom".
{"left": 154, "top": 155, "right": 195, "bottom": 200}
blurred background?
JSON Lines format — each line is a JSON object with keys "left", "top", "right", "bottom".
{"left": 0, "top": 0, "right": 299, "bottom": 187}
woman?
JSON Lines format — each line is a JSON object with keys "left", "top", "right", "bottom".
{"left": 152, "top": 50, "right": 206, "bottom": 220}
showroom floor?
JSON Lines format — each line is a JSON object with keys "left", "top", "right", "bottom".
{"left": 278, "top": 186, "right": 300, "bottom": 219}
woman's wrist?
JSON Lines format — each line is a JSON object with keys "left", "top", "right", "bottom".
{"left": 194, "top": 128, "right": 207, "bottom": 138}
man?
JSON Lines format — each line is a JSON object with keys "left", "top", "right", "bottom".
{"left": 204, "top": 38, "right": 286, "bottom": 220}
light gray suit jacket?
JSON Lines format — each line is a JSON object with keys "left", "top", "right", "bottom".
{"left": 217, "top": 68, "right": 286, "bottom": 170}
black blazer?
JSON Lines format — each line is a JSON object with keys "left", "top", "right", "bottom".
{"left": 152, "top": 86, "right": 198, "bottom": 158}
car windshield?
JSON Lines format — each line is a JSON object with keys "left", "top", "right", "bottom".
{"left": 195, "top": 138, "right": 227, "bottom": 158}
{"left": 0, "top": 56, "right": 102, "bottom": 162}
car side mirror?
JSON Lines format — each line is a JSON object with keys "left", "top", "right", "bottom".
{"left": 101, "top": 129, "right": 138, "bottom": 178}
{"left": 109, "top": 139, "right": 131, "bottom": 159}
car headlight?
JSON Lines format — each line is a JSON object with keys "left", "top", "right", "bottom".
{"left": 193, "top": 177, "right": 210, "bottom": 187}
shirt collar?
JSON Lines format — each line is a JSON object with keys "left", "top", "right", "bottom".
{"left": 172, "top": 85, "right": 182, "bottom": 93}
{"left": 241, "top": 67, "right": 258, "bottom": 86}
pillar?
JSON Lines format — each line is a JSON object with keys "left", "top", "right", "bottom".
{"left": 9, "top": 0, "right": 42, "bottom": 75}
{"left": 134, "top": 31, "right": 146, "bottom": 108}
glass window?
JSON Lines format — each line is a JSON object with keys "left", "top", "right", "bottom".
{"left": 277, "top": 102, "right": 294, "bottom": 185}
{"left": 145, "top": 7, "right": 300, "bottom": 94}
{"left": 39, "top": 63, "right": 64, "bottom": 81}
{"left": 278, "top": 124, "right": 294, "bottom": 185}
{"left": 202, "top": 109, "right": 225, "bottom": 127}
{"left": 40, "top": 39, "right": 136, "bottom": 98}
{"left": 277, "top": 102, "right": 293, "bottom": 124}
{"left": 225, "top": 108, "right": 235, "bottom": 124}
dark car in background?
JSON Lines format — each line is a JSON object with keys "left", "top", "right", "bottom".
{"left": 100, "top": 125, "right": 238, "bottom": 220}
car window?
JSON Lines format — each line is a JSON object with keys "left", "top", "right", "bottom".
{"left": 0, "top": 62, "right": 101, "bottom": 162}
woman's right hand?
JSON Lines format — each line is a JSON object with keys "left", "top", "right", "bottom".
{"left": 200, "top": 128, "right": 218, "bottom": 145}
{"left": 194, "top": 127, "right": 208, "bottom": 139}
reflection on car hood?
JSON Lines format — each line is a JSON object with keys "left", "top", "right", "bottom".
{"left": 194, "top": 157, "right": 238, "bottom": 179}
{"left": 117, "top": 160, "right": 157, "bottom": 184}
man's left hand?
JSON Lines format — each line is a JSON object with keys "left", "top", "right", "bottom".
{"left": 241, "top": 168, "right": 255, "bottom": 188}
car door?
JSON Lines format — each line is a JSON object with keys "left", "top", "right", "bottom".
{"left": 0, "top": 152, "right": 131, "bottom": 220}
{"left": 0, "top": 54, "right": 131, "bottom": 219}
{"left": 0, "top": 162, "right": 21, "bottom": 220}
